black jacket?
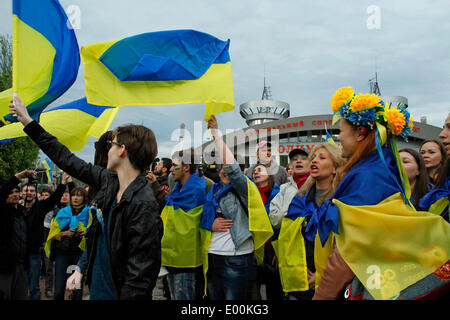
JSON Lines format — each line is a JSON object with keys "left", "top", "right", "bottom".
{"left": 23, "top": 183, "right": 66, "bottom": 254}
{"left": 0, "top": 177, "right": 27, "bottom": 273}
{"left": 24, "top": 120, "right": 163, "bottom": 299}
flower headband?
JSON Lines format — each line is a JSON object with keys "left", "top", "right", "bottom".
{"left": 331, "top": 86, "right": 413, "bottom": 140}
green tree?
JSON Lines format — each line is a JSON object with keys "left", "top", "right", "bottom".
{"left": 0, "top": 34, "right": 40, "bottom": 183}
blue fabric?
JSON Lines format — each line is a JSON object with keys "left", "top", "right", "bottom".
{"left": 200, "top": 181, "right": 233, "bottom": 231}
{"left": 99, "top": 29, "right": 230, "bottom": 81}
{"left": 419, "top": 177, "right": 450, "bottom": 209}
{"left": 264, "top": 183, "right": 280, "bottom": 214}
{"left": 55, "top": 205, "right": 90, "bottom": 231}
{"left": 288, "top": 147, "right": 402, "bottom": 246}
{"left": 44, "top": 97, "right": 115, "bottom": 118}
{"left": 90, "top": 200, "right": 118, "bottom": 300}
{"left": 166, "top": 172, "right": 206, "bottom": 212}
{"left": 6, "top": 0, "right": 80, "bottom": 123}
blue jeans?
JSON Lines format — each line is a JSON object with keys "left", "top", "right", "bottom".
{"left": 28, "top": 254, "right": 41, "bottom": 300}
{"left": 54, "top": 253, "right": 82, "bottom": 300}
{"left": 167, "top": 271, "right": 196, "bottom": 300}
{"left": 207, "top": 253, "right": 255, "bottom": 300}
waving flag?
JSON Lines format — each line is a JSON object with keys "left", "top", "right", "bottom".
{"left": 81, "top": 29, "right": 234, "bottom": 121}
{"left": 0, "top": 98, "right": 118, "bottom": 151}
{"left": 0, "top": 0, "right": 80, "bottom": 124}
{"left": 324, "top": 122, "right": 336, "bottom": 145}
{"left": 42, "top": 157, "right": 54, "bottom": 183}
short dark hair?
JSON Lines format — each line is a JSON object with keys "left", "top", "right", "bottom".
{"left": 94, "top": 130, "right": 113, "bottom": 168}
{"left": 70, "top": 187, "right": 88, "bottom": 205}
{"left": 40, "top": 187, "right": 53, "bottom": 195}
{"left": 172, "top": 147, "right": 199, "bottom": 174}
{"left": 22, "top": 183, "right": 36, "bottom": 191}
{"left": 112, "top": 124, "right": 158, "bottom": 172}
{"left": 160, "top": 158, "right": 173, "bottom": 172}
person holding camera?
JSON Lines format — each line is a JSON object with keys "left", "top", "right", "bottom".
{"left": 45, "top": 187, "right": 90, "bottom": 300}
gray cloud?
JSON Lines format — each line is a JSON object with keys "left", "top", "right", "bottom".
{"left": 1, "top": 0, "right": 448, "bottom": 163}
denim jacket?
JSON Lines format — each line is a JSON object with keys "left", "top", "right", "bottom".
{"left": 216, "top": 163, "right": 253, "bottom": 250}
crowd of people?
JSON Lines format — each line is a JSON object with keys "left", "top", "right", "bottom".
{"left": 0, "top": 93, "right": 449, "bottom": 301}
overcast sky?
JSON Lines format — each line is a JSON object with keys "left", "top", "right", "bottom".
{"left": 1, "top": 0, "right": 449, "bottom": 163}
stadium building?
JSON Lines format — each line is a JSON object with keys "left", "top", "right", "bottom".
{"left": 199, "top": 78, "right": 443, "bottom": 168}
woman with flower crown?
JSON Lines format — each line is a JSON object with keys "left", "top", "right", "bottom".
{"left": 310, "top": 87, "right": 450, "bottom": 300}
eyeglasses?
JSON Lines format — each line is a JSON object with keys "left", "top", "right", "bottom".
{"left": 106, "top": 140, "right": 123, "bottom": 148}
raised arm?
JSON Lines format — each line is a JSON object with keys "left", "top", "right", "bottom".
{"left": 9, "top": 96, "right": 108, "bottom": 190}
{"left": 207, "top": 115, "right": 235, "bottom": 166}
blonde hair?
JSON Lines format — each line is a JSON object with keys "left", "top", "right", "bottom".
{"left": 298, "top": 143, "right": 346, "bottom": 205}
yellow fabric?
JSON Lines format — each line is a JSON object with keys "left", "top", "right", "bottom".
{"left": 0, "top": 107, "right": 118, "bottom": 151}
{"left": 44, "top": 220, "right": 91, "bottom": 259}
{"left": 275, "top": 217, "right": 308, "bottom": 293}
{"left": 0, "top": 16, "right": 55, "bottom": 121}
{"left": 428, "top": 197, "right": 449, "bottom": 215}
{"left": 314, "top": 232, "right": 335, "bottom": 290}
{"left": 200, "top": 229, "right": 212, "bottom": 295}
{"left": 246, "top": 178, "right": 274, "bottom": 265}
{"left": 334, "top": 192, "right": 450, "bottom": 300}
{"left": 161, "top": 205, "right": 203, "bottom": 268}
{"left": 81, "top": 40, "right": 235, "bottom": 121}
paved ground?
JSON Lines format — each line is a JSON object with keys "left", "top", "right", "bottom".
{"left": 38, "top": 277, "right": 267, "bottom": 300}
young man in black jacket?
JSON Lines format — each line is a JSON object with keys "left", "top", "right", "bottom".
{"left": 10, "top": 96, "right": 163, "bottom": 300}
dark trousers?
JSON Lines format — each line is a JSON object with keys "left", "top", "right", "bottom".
{"left": 54, "top": 253, "right": 82, "bottom": 300}
{"left": 207, "top": 253, "right": 255, "bottom": 300}
{"left": 0, "top": 264, "right": 29, "bottom": 300}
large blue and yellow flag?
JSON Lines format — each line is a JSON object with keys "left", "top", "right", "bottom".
{"left": 161, "top": 172, "right": 207, "bottom": 268}
{"left": 44, "top": 205, "right": 92, "bottom": 259}
{"left": 42, "top": 157, "right": 54, "bottom": 183}
{"left": 0, "top": 0, "right": 80, "bottom": 124}
{"left": 302, "top": 147, "right": 450, "bottom": 300}
{"left": 81, "top": 29, "right": 234, "bottom": 121}
{"left": 0, "top": 98, "right": 118, "bottom": 151}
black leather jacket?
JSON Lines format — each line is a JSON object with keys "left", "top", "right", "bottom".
{"left": 24, "top": 121, "right": 163, "bottom": 299}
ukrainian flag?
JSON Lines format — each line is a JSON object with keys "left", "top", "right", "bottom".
{"left": 307, "top": 147, "right": 450, "bottom": 300}
{"left": 44, "top": 205, "right": 92, "bottom": 259}
{"left": 81, "top": 29, "right": 234, "bottom": 121}
{"left": 42, "top": 157, "right": 54, "bottom": 183}
{"left": 271, "top": 188, "right": 334, "bottom": 293}
{"left": 0, "top": 98, "right": 118, "bottom": 151}
{"left": 200, "top": 177, "right": 273, "bottom": 294}
{"left": 161, "top": 173, "right": 207, "bottom": 268}
{"left": 0, "top": 0, "right": 80, "bottom": 124}
{"left": 419, "top": 177, "right": 449, "bottom": 215}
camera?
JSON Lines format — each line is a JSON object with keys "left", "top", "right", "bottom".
{"left": 27, "top": 173, "right": 38, "bottom": 185}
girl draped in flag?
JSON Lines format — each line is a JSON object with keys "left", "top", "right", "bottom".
{"left": 45, "top": 187, "right": 91, "bottom": 300}
{"left": 311, "top": 87, "right": 450, "bottom": 300}
{"left": 273, "top": 143, "right": 345, "bottom": 300}
{"left": 199, "top": 115, "right": 273, "bottom": 300}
